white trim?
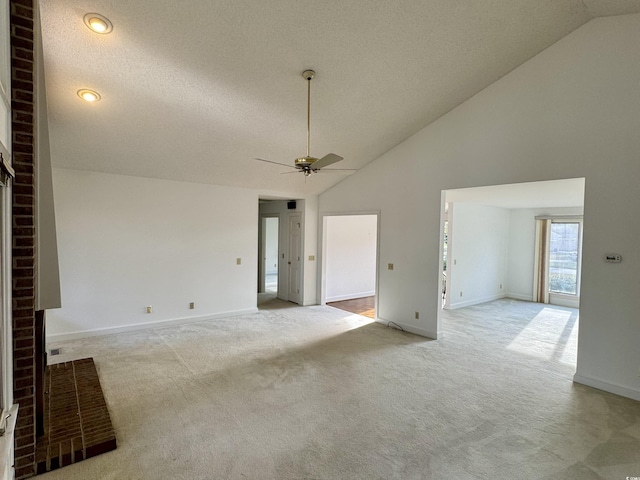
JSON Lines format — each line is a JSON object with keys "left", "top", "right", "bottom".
{"left": 549, "top": 292, "right": 580, "bottom": 308}
{"left": 318, "top": 211, "right": 380, "bottom": 322}
{"left": 534, "top": 215, "right": 583, "bottom": 221}
{"left": 0, "top": 152, "right": 11, "bottom": 412}
{"left": 506, "top": 292, "right": 533, "bottom": 301}
{"left": 326, "top": 291, "right": 376, "bottom": 303}
{"left": 0, "top": 404, "right": 17, "bottom": 480}
{"left": 0, "top": 0, "right": 11, "bottom": 416}
{"left": 46, "top": 308, "right": 258, "bottom": 342}
{"left": 374, "top": 318, "right": 438, "bottom": 339}
{"left": 573, "top": 374, "right": 640, "bottom": 402}
{"left": 437, "top": 191, "right": 448, "bottom": 329}
{"left": 447, "top": 292, "right": 507, "bottom": 310}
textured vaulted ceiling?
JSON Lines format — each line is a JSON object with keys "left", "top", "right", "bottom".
{"left": 39, "top": 1, "right": 640, "bottom": 197}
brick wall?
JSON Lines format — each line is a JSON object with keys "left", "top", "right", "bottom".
{"left": 10, "top": 0, "right": 37, "bottom": 478}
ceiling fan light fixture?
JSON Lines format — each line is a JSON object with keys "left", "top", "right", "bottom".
{"left": 295, "top": 156, "right": 316, "bottom": 167}
{"left": 253, "top": 69, "right": 346, "bottom": 177}
{"left": 77, "top": 89, "right": 101, "bottom": 102}
{"left": 84, "top": 13, "right": 113, "bottom": 34}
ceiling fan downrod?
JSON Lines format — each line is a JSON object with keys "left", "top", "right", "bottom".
{"left": 302, "top": 70, "right": 315, "bottom": 159}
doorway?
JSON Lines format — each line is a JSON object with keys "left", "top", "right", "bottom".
{"left": 439, "top": 178, "right": 585, "bottom": 311}
{"left": 257, "top": 199, "right": 305, "bottom": 306}
{"left": 321, "top": 214, "right": 379, "bottom": 318}
{"left": 258, "top": 214, "right": 279, "bottom": 294}
{"left": 534, "top": 217, "right": 583, "bottom": 308}
{"left": 260, "top": 216, "right": 279, "bottom": 294}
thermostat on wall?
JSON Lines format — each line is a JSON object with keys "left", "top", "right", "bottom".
{"left": 604, "top": 253, "right": 622, "bottom": 263}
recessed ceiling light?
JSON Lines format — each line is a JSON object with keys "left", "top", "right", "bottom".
{"left": 83, "top": 13, "right": 113, "bottom": 34}
{"left": 77, "top": 89, "right": 101, "bottom": 102}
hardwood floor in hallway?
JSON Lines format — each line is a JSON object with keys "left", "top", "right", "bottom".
{"left": 327, "top": 296, "right": 375, "bottom": 318}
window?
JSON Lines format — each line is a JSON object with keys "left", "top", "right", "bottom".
{"left": 534, "top": 216, "right": 583, "bottom": 308}
{"left": 548, "top": 222, "right": 581, "bottom": 295}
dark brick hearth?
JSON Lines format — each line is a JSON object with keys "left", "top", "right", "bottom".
{"left": 36, "top": 358, "right": 116, "bottom": 474}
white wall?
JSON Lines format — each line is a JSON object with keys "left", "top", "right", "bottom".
{"left": 36, "top": 20, "right": 61, "bottom": 311}
{"left": 446, "top": 204, "right": 509, "bottom": 309}
{"left": 319, "top": 14, "right": 640, "bottom": 399}
{"left": 507, "top": 206, "right": 583, "bottom": 301}
{"left": 325, "top": 215, "right": 377, "bottom": 302}
{"left": 49, "top": 169, "right": 259, "bottom": 339}
{"left": 302, "top": 196, "right": 319, "bottom": 306}
{"left": 264, "top": 218, "right": 278, "bottom": 275}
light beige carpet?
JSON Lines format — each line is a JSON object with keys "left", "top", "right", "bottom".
{"left": 41, "top": 297, "right": 640, "bottom": 480}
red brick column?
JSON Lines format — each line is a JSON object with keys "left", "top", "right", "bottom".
{"left": 10, "top": 0, "right": 37, "bottom": 478}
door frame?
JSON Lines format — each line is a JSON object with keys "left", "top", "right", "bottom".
{"left": 546, "top": 217, "right": 583, "bottom": 308}
{"left": 319, "top": 211, "right": 380, "bottom": 315}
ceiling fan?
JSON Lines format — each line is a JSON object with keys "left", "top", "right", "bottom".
{"left": 255, "top": 70, "right": 351, "bottom": 177}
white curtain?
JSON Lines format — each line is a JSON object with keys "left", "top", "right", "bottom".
{"left": 534, "top": 219, "right": 550, "bottom": 304}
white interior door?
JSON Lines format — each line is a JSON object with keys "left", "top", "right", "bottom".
{"left": 287, "top": 213, "right": 302, "bottom": 304}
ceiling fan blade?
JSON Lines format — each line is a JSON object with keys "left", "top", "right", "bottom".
{"left": 280, "top": 171, "right": 301, "bottom": 175}
{"left": 312, "top": 153, "right": 343, "bottom": 170}
{"left": 254, "top": 158, "right": 297, "bottom": 169}
{"left": 318, "top": 168, "right": 357, "bottom": 171}
{"left": 315, "top": 169, "right": 356, "bottom": 174}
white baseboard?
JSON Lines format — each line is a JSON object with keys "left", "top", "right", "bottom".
{"left": 326, "top": 291, "right": 376, "bottom": 303}
{"left": 46, "top": 308, "right": 259, "bottom": 342}
{"left": 374, "top": 318, "right": 437, "bottom": 339}
{"left": 447, "top": 292, "right": 506, "bottom": 310}
{"left": 549, "top": 293, "right": 580, "bottom": 309}
{"left": 573, "top": 374, "right": 640, "bottom": 401}
{"left": 506, "top": 292, "right": 533, "bottom": 301}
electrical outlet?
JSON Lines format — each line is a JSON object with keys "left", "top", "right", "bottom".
{"left": 388, "top": 263, "right": 394, "bottom": 270}
{"left": 189, "top": 302, "right": 195, "bottom": 309}
{"left": 50, "top": 348, "right": 61, "bottom": 356}
{"left": 500, "top": 283, "right": 503, "bottom": 289}
{"left": 146, "top": 306, "right": 152, "bottom": 314}
{"left": 459, "top": 291, "right": 463, "bottom": 297}
{"left": 236, "top": 258, "right": 242, "bottom": 265}
{"left": 415, "top": 312, "right": 419, "bottom": 320}
{"left": 309, "top": 255, "right": 315, "bottom": 261}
